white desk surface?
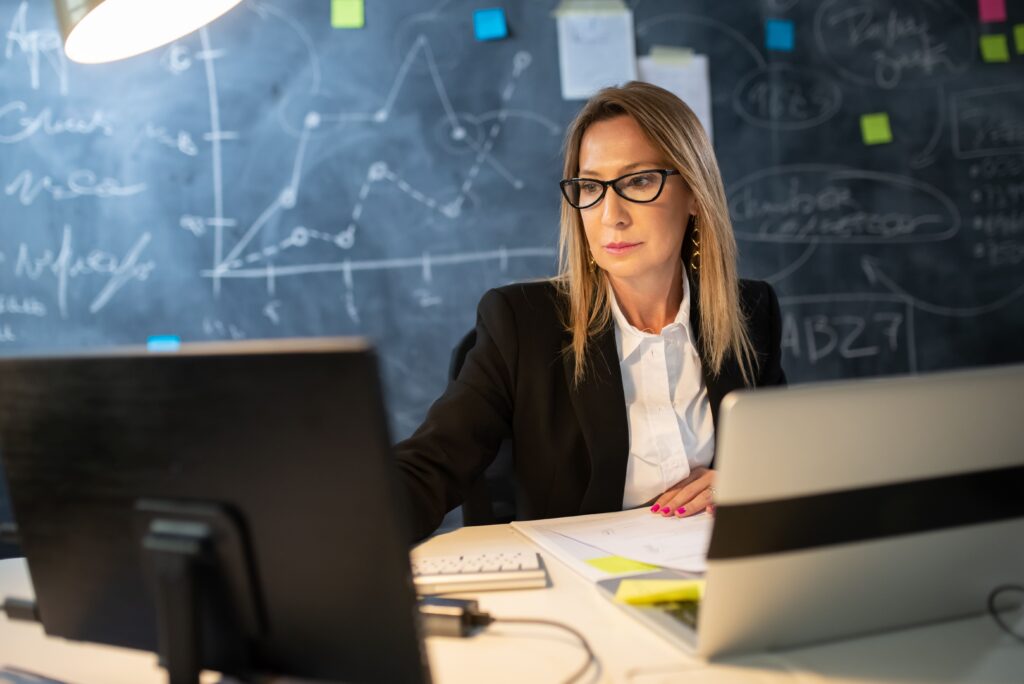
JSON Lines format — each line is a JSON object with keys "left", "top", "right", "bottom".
{"left": 1, "top": 524, "right": 1022, "bottom": 683}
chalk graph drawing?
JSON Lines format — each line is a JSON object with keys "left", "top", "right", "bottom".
{"left": 188, "top": 1, "right": 560, "bottom": 319}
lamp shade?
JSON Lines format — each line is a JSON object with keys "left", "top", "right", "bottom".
{"left": 54, "top": 0, "right": 244, "bottom": 64}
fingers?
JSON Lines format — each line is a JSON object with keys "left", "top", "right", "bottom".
{"left": 651, "top": 469, "right": 715, "bottom": 517}
{"left": 651, "top": 467, "right": 709, "bottom": 511}
{"left": 658, "top": 487, "right": 705, "bottom": 517}
{"left": 674, "top": 487, "right": 712, "bottom": 517}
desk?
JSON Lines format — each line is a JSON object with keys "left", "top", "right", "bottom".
{"left": 2, "top": 524, "right": 1023, "bottom": 683}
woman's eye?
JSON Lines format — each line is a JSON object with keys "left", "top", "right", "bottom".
{"left": 580, "top": 182, "right": 601, "bottom": 194}
{"left": 628, "top": 175, "right": 652, "bottom": 187}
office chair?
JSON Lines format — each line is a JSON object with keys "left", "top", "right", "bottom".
{"left": 449, "top": 329, "right": 517, "bottom": 525}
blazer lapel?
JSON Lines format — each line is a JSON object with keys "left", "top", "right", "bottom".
{"left": 563, "top": 324, "right": 630, "bottom": 514}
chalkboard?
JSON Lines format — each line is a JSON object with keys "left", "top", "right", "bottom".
{"left": 0, "top": 0, "right": 1022, "bottom": 527}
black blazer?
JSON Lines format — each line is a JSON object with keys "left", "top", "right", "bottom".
{"left": 395, "top": 277, "right": 786, "bottom": 541}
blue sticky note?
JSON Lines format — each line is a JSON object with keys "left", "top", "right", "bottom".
{"left": 147, "top": 335, "right": 181, "bottom": 352}
{"left": 766, "top": 19, "right": 795, "bottom": 52}
{"left": 474, "top": 8, "right": 508, "bottom": 41}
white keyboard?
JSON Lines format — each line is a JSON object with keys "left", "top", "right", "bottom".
{"left": 411, "top": 550, "right": 549, "bottom": 595}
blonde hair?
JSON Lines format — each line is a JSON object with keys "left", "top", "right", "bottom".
{"left": 554, "top": 81, "right": 758, "bottom": 387}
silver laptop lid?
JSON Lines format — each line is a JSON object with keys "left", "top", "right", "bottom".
{"left": 698, "top": 363, "right": 1024, "bottom": 658}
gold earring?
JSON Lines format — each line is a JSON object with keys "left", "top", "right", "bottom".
{"left": 689, "top": 215, "right": 701, "bottom": 273}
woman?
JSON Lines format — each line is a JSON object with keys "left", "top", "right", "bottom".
{"left": 395, "top": 82, "right": 786, "bottom": 542}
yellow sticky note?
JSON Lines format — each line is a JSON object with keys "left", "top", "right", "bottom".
{"left": 649, "top": 45, "right": 694, "bottom": 65}
{"left": 586, "top": 556, "right": 661, "bottom": 574}
{"left": 980, "top": 34, "right": 1010, "bottom": 63}
{"left": 1014, "top": 25, "right": 1024, "bottom": 55}
{"left": 860, "top": 112, "right": 892, "bottom": 146}
{"left": 615, "top": 579, "right": 706, "bottom": 605}
{"left": 332, "top": 0, "right": 364, "bottom": 29}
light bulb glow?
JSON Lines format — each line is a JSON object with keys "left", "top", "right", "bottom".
{"left": 64, "top": 0, "right": 243, "bottom": 64}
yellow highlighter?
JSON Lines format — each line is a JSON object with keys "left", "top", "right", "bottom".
{"left": 614, "top": 578, "right": 706, "bottom": 605}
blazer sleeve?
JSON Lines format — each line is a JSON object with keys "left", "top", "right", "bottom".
{"left": 393, "top": 288, "right": 518, "bottom": 542}
{"left": 759, "top": 281, "right": 788, "bottom": 388}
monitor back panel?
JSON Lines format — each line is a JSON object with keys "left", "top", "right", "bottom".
{"left": 0, "top": 342, "right": 428, "bottom": 682}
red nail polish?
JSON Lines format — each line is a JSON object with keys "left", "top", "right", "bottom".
{"left": 650, "top": 504, "right": 660, "bottom": 512}
{"left": 676, "top": 506, "right": 686, "bottom": 515}
{"left": 661, "top": 508, "right": 672, "bottom": 516}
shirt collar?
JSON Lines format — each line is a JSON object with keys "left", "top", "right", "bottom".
{"left": 608, "top": 268, "right": 691, "bottom": 361}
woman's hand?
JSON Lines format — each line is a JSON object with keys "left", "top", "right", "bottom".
{"left": 650, "top": 467, "right": 715, "bottom": 518}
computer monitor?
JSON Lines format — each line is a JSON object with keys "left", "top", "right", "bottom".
{"left": 0, "top": 339, "right": 429, "bottom": 683}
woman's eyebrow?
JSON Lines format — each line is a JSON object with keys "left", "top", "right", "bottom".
{"left": 577, "top": 161, "right": 665, "bottom": 177}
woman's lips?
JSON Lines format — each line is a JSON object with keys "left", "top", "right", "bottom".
{"left": 603, "top": 242, "right": 642, "bottom": 255}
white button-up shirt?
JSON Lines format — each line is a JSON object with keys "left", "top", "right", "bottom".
{"left": 610, "top": 275, "right": 715, "bottom": 509}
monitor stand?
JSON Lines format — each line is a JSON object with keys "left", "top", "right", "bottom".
{"left": 136, "top": 500, "right": 264, "bottom": 684}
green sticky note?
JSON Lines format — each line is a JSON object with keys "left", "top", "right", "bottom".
{"left": 586, "top": 556, "right": 660, "bottom": 574}
{"left": 1014, "top": 25, "right": 1024, "bottom": 55}
{"left": 980, "top": 34, "right": 1010, "bottom": 63}
{"left": 860, "top": 112, "right": 892, "bottom": 146}
{"left": 615, "top": 579, "right": 706, "bottom": 605}
{"left": 332, "top": 0, "right": 364, "bottom": 28}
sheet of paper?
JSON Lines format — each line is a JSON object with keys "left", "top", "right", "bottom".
{"left": 542, "top": 508, "right": 712, "bottom": 573}
{"left": 555, "top": 1, "right": 637, "bottom": 100}
{"left": 511, "top": 520, "right": 660, "bottom": 583}
{"left": 637, "top": 54, "right": 713, "bottom": 143}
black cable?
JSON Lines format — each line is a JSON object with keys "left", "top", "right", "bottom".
{"left": 987, "top": 584, "right": 1024, "bottom": 645}
{"left": 471, "top": 613, "right": 598, "bottom": 684}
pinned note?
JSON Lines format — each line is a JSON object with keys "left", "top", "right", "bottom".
{"left": 980, "top": 34, "right": 1011, "bottom": 62}
{"left": 638, "top": 47, "right": 713, "bottom": 142}
{"left": 860, "top": 112, "right": 893, "bottom": 145}
{"left": 586, "top": 556, "right": 661, "bottom": 574}
{"left": 765, "top": 19, "right": 795, "bottom": 52}
{"left": 474, "top": 8, "right": 509, "bottom": 41}
{"left": 649, "top": 46, "right": 693, "bottom": 63}
{"left": 554, "top": 0, "right": 638, "bottom": 100}
{"left": 147, "top": 335, "right": 181, "bottom": 352}
{"left": 615, "top": 579, "right": 706, "bottom": 605}
{"left": 978, "top": 0, "right": 1007, "bottom": 23}
{"left": 331, "top": 0, "right": 364, "bottom": 29}
{"left": 1015, "top": 25, "right": 1024, "bottom": 54}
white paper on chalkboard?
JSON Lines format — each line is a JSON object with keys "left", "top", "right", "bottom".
{"left": 638, "top": 54, "right": 713, "bottom": 143}
{"left": 555, "top": 0, "right": 637, "bottom": 100}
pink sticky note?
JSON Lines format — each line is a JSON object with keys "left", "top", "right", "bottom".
{"left": 979, "top": 0, "right": 1007, "bottom": 23}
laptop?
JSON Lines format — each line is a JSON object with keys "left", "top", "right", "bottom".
{"left": 597, "top": 363, "right": 1024, "bottom": 659}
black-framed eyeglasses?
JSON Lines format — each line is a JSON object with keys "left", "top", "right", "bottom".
{"left": 559, "top": 169, "right": 680, "bottom": 210}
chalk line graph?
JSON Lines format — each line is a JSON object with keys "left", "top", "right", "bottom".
{"left": 190, "top": 4, "right": 560, "bottom": 303}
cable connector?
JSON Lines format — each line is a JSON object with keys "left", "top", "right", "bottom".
{"left": 417, "top": 596, "right": 492, "bottom": 638}
{"left": 1, "top": 597, "right": 39, "bottom": 623}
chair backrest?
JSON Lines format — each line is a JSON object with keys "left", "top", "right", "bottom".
{"left": 449, "top": 329, "right": 517, "bottom": 525}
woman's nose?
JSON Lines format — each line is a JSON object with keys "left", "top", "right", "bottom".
{"left": 600, "top": 187, "right": 629, "bottom": 227}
